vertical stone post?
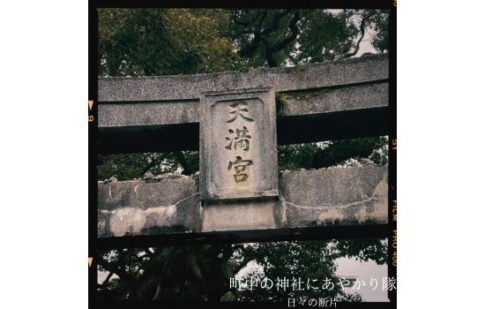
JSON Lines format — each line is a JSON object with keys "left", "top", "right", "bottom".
{"left": 199, "top": 87, "right": 279, "bottom": 231}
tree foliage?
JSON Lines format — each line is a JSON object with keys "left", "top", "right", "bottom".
{"left": 98, "top": 9, "right": 237, "bottom": 76}
{"left": 97, "top": 239, "right": 387, "bottom": 301}
{"left": 98, "top": 151, "right": 199, "bottom": 181}
{"left": 98, "top": 8, "right": 389, "bottom": 74}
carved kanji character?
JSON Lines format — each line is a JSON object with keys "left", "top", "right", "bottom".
{"left": 226, "top": 101, "right": 254, "bottom": 123}
{"left": 227, "top": 156, "right": 253, "bottom": 183}
{"left": 225, "top": 126, "right": 251, "bottom": 151}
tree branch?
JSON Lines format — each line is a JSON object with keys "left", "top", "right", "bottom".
{"left": 264, "top": 12, "right": 301, "bottom": 67}
{"left": 101, "top": 271, "right": 115, "bottom": 288}
{"left": 97, "top": 249, "right": 137, "bottom": 290}
{"left": 140, "top": 153, "right": 161, "bottom": 176}
{"left": 260, "top": 10, "right": 287, "bottom": 35}
{"left": 343, "top": 11, "right": 377, "bottom": 58}
{"left": 270, "top": 12, "right": 300, "bottom": 52}
{"left": 238, "top": 11, "right": 267, "bottom": 57}
{"left": 173, "top": 151, "right": 192, "bottom": 175}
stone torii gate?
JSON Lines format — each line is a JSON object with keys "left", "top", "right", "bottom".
{"left": 97, "top": 54, "right": 389, "bottom": 239}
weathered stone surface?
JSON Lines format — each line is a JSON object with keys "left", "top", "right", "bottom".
{"left": 281, "top": 82, "right": 388, "bottom": 117}
{"left": 200, "top": 88, "right": 278, "bottom": 201}
{"left": 99, "top": 100, "right": 199, "bottom": 128}
{"left": 97, "top": 165, "right": 387, "bottom": 238}
{"left": 202, "top": 199, "right": 277, "bottom": 232}
{"left": 279, "top": 164, "right": 388, "bottom": 227}
{"left": 98, "top": 82, "right": 387, "bottom": 130}
{"left": 97, "top": 174, "right": 201, "bottom": 237}
{"left": 99, "top": 54, "right": 388, "bottom": 102}
{"left": 98, "top": 56, "right": 389, "bottom": 155}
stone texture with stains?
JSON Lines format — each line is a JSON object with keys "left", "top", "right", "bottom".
{"left": 97, "top": 174, "right": 201, "bottom": 237}
{"left": 99, "top": 54, "right": 388, "bottom": 102}
{"left": 280, "top": 82, "right": 388, "bottom": 117}
{"left": 279, "top": 164, "right": 388, "bottom": 227}
{"left": 97, "top": 165, "right": 387, "bottom": 237}
{"left": 98, "top": 55, "right": 388, "bottom": 130}
{"left": 199, "top": 88, "right": 278, "bottom": 201}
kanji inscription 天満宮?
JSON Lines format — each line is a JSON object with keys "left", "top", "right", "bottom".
{"left": 200, "top": 88, "right": 279, "bottom": 201}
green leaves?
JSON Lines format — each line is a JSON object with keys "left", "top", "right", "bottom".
{"left": 297, "top": 10, "right": 356, "bottom": 63}
{"left": 98, "top": 9, "right": 237, "bottom": 76}
{"left": 98, "top": 9, "right": 389, "bottom": 75}
{"left": 332, "top": 239, "right": 388, "bottom": 265}
{"left": 278, "top": 137, "right": 388, "bottom": 172}
{"left": 97, "top": 151, "right": 199, "bottom": 181}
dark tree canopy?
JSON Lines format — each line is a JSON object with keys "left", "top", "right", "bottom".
{"left": 97, "top": 240, "right": 387, "bottom": 302}
{"left": 98, "top": 8, "right": 389, "bottom": 75}
{"left": 96, "top": 8, "right": 390, "bottom": 302}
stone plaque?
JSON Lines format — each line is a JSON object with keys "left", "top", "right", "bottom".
{"left": 200, "top": 88, "right": 278, "bottom": 201}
